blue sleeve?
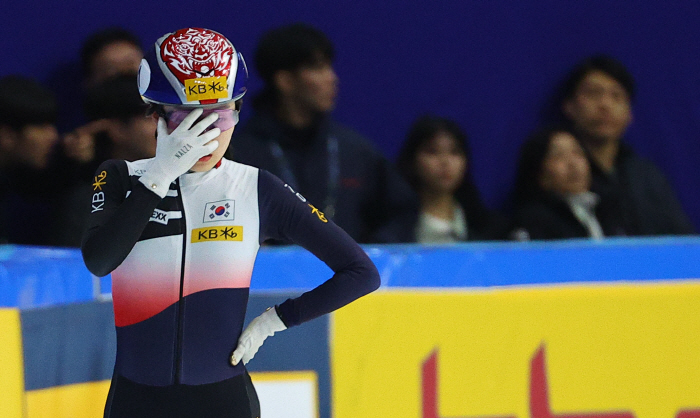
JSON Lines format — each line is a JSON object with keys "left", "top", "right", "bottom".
{"left": 257, "top": 170, "right": 380, "bottom": 327}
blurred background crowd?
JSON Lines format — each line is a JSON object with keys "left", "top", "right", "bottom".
{"left": 1, "top": 1, "right": 698, "bottom": 247}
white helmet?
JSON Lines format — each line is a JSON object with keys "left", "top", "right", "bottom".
{"left": 138, "top": 27, "right": 247, "bottom": 107}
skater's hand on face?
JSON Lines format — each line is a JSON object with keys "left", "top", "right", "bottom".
{"left": 139, "top": 108, "right": 220, "bottom": 198}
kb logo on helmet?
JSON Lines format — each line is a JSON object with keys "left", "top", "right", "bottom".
{"left": 184, "top": 76, "right": 228, "bottom": 101}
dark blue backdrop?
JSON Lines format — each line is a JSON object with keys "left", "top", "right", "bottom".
{"left": 2, "top": 0, "right": 699, "bottom": 230}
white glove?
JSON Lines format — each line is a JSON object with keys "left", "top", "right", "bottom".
{"left": 139, "top": 108, "right": 221, "bottom": 198}
{"left": 231, "top": 307, "right": 287, "bottom": 366}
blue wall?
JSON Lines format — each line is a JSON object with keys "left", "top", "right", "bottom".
{"left": 4, "top": 238, "right": 700, "bottom": 309}
{"left": 2, "top": 0, "right": 699, "bottom": 229}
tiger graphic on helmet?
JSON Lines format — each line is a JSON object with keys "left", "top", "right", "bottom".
{"left": 161, "top": 28, "right": 233, "bottom": 81}
{"left": 138, "top": 27, "right": 247, "bottom": 107}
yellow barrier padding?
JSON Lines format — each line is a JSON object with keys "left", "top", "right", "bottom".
{"left": 332, "top": 281, "right": 700, "bottom": 418}
{"left": 251, "top": 371, "right": 319, "bottom": 418}
{"left": 0, "top": 308, "right": 26, "bottom": 418}
{"left": 25, "top": 380, "right": 110, "bottom": 418}
{"left": 251, "top": 370, "right": 318, "bottom": 383}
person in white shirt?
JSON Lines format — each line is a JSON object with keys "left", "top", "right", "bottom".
{"left": 397, "top": 115, "right": 509, "bottom": 243}
{"left": 510, "top": 126, "right": 622, "bottom": 241}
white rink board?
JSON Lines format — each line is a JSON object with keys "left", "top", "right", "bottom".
{"left": 251, "top": 371, "right": 318, "bottom": 418}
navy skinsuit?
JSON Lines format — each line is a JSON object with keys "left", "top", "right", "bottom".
{"left": 81, "top": 157, "right": 379, "bottom": 417}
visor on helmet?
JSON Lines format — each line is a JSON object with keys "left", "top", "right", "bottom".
{"left": 160, "top": 108, "right": 239, "bottom": 133}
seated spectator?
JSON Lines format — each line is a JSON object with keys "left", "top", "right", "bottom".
{"left": 84, "top": 73, "right": 156, "bottom": 163}
{"left": 560, "top": 54, "right": 695, "bottom": 235}
{"left": 55, "top": 27, "right": 144, "bottom": 148}
{"left": 53, "top": 74, "right": 156, "bottom": 247}
{"left": 396, "top": 115, "right": 510, "bottom": 243}
{"left": 81, "top": 27, "right": 143, "bottom": 86}
{"left": 510, "top": 126, "right": 623, "bottom": 241}
{"left": 62, "top": 27, "right": 143, "bottom": 173}
{"left": 226, "top": 23, "right": 418, "bottom": 243}
{"left": 0, "top": 76, "right": 65, "bottom": 245}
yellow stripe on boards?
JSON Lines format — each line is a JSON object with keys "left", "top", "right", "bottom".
{"left": 251, "top": 370, "right": 317, "bottom": 382}
{"left": 331, "top": 281, "right": 700, "bottom": 418}
{"left": 0, "top": 308, "right": 26, "bottom": 418}
{"left": 25, "top": 380, "right": 110, "bottom": 418}
{"left": 250, "top": 371, "right": 319, "bottom": 418}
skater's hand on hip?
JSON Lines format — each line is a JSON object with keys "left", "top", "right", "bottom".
{"left": 231, "top": 307, "right": 287, "bottom": 366}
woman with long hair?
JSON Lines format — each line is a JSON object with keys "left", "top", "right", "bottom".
{"left": 511, "top": 126, "right": 622, "bottom": 240}
{"left": 397, "top": 115, "right": 508, "bottom": 242}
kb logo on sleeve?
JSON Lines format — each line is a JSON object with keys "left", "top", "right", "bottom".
{"left": 91, "top": 170, "right": 108, "bottom": 213}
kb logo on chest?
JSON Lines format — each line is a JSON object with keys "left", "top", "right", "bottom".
{"left": 191, "top": 226, "right": 243, "bottom": 243}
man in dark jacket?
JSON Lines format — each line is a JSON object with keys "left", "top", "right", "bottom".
{"left": 226, "top": 23, "right": 418, "bottom": 243}
{"left": 0, "top": 76, "right": 65, "bottom": 245}
{"left": 561, "top": 55, "right": 695, "bottom": 236}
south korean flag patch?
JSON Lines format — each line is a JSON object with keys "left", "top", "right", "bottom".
{"left": 203, "top": 199, "right": 235, "bottom": 223}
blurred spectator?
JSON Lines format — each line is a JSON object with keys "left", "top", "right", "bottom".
{"left": 397, "top": 115, "right": 510, "bottom": 242}
{"left": 53, "top": 74, "right": 156, "bottom": 247}
{"left": 560, "top": 54, "right": 695, "bottom": 236}
{"left": 226, "top": 23, "right": 418, "bottom": 243}
{"left": 81, "top": 27, "right": 143, "bottom": 86}
{"left": 52, "top": 27, "right": 144, "bottom": 144}
{"left": 83, "top": 73, "right": 156, "bottom": 163}
{"left": 510, "top": 126, "right": 622, "bottom": 241}
{"left": 0, "top": 76, "right": 65, "bottom": 245}
{"left": 59, "top": 28, "right": 143, "bottom": 170}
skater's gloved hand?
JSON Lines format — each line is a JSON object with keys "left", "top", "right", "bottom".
{"left": 139, "top": 108, "right": 221, "bottom": 198}
{"left": 231, "top": 307, "right": 287, "bottom": 366}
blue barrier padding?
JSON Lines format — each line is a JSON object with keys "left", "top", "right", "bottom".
{"left": 21, "top": 300, "right": 116, "bottom": 390}
{"left": 0, "top": 245, "right": 95, "bottom": 308}
{"left": 367, "top": 237, "right": 700, "bottom": 287}
{"left": 196, "top": 236, "right": 700, "bottom": 290}
{"left": 2, "top": 237, "right": 700, "bottom": 308}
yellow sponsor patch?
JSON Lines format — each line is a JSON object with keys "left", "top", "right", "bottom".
{"left": 191, "top": 226, "right": 243, "bottom": 243}
{"left": 184, "top": 76, "right": 228, "bottom": 101}
{"left": 308, "top": 204, "right": 328, "bottom": 223}
{"left": 92, "top": 171, "right": 107, "bottom": 191}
